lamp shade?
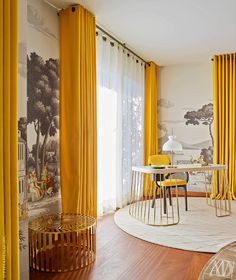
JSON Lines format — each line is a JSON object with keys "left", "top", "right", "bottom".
{"left": 162, "top": 135, "right": 182, "bottom": 152}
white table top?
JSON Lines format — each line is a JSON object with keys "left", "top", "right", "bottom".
{"left": 132, "top": 164, "right": 227, "bottom": 174}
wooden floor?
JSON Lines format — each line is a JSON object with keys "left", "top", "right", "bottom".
{"left": 30, "top": 210, "right": 213, "bottom": 280}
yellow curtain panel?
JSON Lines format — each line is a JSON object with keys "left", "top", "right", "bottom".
{"left": 144, "top": 61, "right": 158, "bottom": 164}
{"left": 213, "top": 53, "right": 236, "bottom": 199}
{"left": 59, "top": 5, "right": 97, "bottom": 217}
{"left": 144, "top": 62, "right": 158, "bottom": 195}
{"left": 0, "top": 0, "right": 19, "bottom": 279}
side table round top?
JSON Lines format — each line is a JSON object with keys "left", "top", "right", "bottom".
{"left": 29, "top": 213, "right": 96, "bottom": 233}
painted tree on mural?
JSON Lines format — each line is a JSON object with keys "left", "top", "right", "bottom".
{"left": 184, "top": 103, "right": 214, "bottom": 147}
{"left": 27, "top": 52, "right": 59, "bottom": 179}
{"left": 184, "top": 103, "right": 213, "bottom": 163}
{"left": 18, "top": 117, "right": 27, "bottom": 142}
{"left": 27, "top": 53, "right": 44, "bottom": 178}
{"left": 40, "top": 58, "right": 59, "bottom": 176}
{"left": 200, "top": 146, "right": 213, "bottom": 164}
{"left": 31, "top": 143, "right": 42, "bottom": 165}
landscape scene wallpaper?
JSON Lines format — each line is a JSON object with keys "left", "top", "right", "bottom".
{"left": 18, "top": 0, "right": 60, "bottom": 278}
{"left": 158, "top": 63, "right": 213, "bottom": 191}
{"left": 26, "top": 0, "right": 60, "bottom": 216}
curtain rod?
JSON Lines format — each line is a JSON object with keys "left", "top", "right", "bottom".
{"left": 44, "top": 1, "right": 149, "bottom": 65}
{"left": 96, "top": 25, "right": 149, "bottom": 65}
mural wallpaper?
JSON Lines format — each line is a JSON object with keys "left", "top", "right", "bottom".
{"left": 158, "top": 102, "right": 213, "bottom": 192}
{"left": 27, "top": 52, "right": 60, "bottom": 207}
{"left": 18, "top": 0, "right": 60, "bottom": 278}
{"left": 159, "top": 102, "right": 213, "bottom": 163}
{"left": 184, "top": 103, "right": 213, "bottom": 163}
{"left": 26, "top": 0, "right": 60, "bottom": 218}
{"left": 18, "top": 0, "right": 28, "bottom": 279}
{"left": 158, "top": 63, "right": 213, "bottom": 192}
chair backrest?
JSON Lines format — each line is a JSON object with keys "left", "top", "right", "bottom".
{"left": 148, "top": 154, "right": 170, "bottom": 166}
{"left": 148, "top": 154, "right": 189, "bottom": 183}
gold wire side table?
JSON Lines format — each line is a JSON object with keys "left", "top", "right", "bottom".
{"left": 29, "top": 213, "right": 96, "bottom": 272}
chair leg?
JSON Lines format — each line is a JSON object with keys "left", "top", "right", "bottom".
{"left": 167, "top": 187, "right": 172, "bottom": 206}
{"left": 151, "top": 184, "right": 158, "bottom": 208}
{"left": 184, "top": 186, "right": 188, "bottom": 211}
{"left": 163, "top": 187, "right": 167, "bottom": 214}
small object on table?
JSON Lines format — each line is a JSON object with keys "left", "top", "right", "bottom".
{"left": 29, "top": 213, "right": 96, "bottom": 272}
{"left": 192, "top": 155, "right": 208, "bottom": 166}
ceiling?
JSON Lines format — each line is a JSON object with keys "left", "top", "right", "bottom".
{"left": 47, "top": 0, "right": 236, "bottom": 66}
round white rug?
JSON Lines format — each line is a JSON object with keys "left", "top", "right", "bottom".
{"left": 114, "top": 197, "right": 236, "bottom": 253}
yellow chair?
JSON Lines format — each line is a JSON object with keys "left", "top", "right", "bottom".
{"left": 148, "top": 154, "right": 170, "bottom": 166}
{"left": 149, "top": 154, "right": 189, "bottom": 211}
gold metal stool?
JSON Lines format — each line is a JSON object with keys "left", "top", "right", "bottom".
{"left": 29, "top": 213, "right": 96, "bottom": 272}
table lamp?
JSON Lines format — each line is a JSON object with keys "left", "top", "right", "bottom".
{"left": 162, "top": 135, "right": 182, "bottom": 166}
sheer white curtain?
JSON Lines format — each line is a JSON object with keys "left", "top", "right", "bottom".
{"left": 96, "top": 31, "right": 145, "bottom": 215}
